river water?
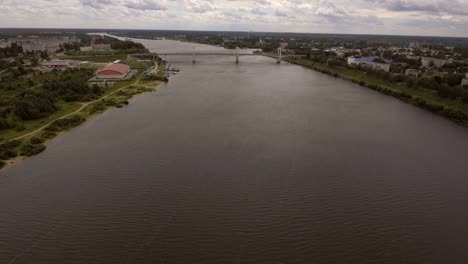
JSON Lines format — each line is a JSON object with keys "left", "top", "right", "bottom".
{"left": 1, "top": 38, "right": 468, "bottom": 264}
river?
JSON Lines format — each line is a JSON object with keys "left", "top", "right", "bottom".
{"left": 1, "top": 37, "right": 468, "bottom": 264}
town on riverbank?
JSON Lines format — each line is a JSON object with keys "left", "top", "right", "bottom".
{"left": 0, "top": 31, "right": 169, "bottom": 169}
{"left": 2, "top": 28, "right": 468, "bottom": 169}
{"left": 155, "top": 31, "right": 468, "bottom": 125}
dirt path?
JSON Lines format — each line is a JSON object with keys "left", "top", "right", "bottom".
{"left": 11, "top": 80, "right": 139, "bottom": 141}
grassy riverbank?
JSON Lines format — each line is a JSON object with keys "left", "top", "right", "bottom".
{"left": 285, "top": 57, "right": 468, "bottom": 125}
{"left": 0, "top": 77, "right": 163, "bottom": 171}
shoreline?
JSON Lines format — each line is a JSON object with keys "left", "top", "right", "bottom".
{"left": 277, "top": 56, "right": 468, "bottom": 126}
{"left": 0, "top": 79, "right": 163, "bottom": 174}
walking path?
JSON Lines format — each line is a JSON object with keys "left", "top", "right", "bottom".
{"left": 11, "top": 79, "right": 139, "bottom": 141}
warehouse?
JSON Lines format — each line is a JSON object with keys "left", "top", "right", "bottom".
{"left": 96, "top": 63, "right": 130, "bottom": 79}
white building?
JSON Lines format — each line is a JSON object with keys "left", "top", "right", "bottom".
{"left": 0, "top": 39, "right": 9, "bottom": 48}
{"left": 421, "top": 57, "right": 450, "bottom": 68}
{"left": 462, "top": 73, "right": 468, "bottom": 87}
{"left": 405, "top": 69, "right": 420, "bottom": 78}
{"left": 41, "top": 60, "right": 80, "bottom": 69}
{"left": 15, "top": 36, "right": 77, "bottom": 54}
{"left": 80, "top": 46, "right": 93, "bottom": 52}
{"left": 348, "top": 56, "right": 390, "bottom": 72}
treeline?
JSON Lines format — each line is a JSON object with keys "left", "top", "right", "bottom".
{"left": 288, "top": 58, "right": 468, "bottom": 124}
{"left": 303, "top": 51, "right": 468, "bottom": 104}
{"left": 354, "top": 64, "right": 468, "bottom": 102}
{"left": 42, "top": 68, "right": 102, "bottom": 101}
{"left": 0, "top": 42, "right": 22, "bottom": 58}
{"left": 111, "top": 40, "right": 146, "bottom": 51}
{"left": 0, "top": 68, "right": 100, "bottom": 130}
{"left": 83, "top": 35, "right": 147, "bottom": 52}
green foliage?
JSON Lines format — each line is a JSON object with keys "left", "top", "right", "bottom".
{"left": 41, "top": 131, "right": 58, "bottom": 140}
{"left": 0, "top": 42, "right": 22, "bottom": 58}
{"left": 13, "top": 90, "right": 58, "bottom": 120}
{"left": 20, "top": 143, "right": 46, "bottom": 157}
{"left": 42, "top": 68, "right": 102, "bottom": 102}
{"left": 30, "top": 136, "right": 45, "bottom": 144}
{"left": 144, "top": 74, "right": 168, "bottom": 82}
{"left": 462, "top": 91, "right": 468, "bottom": 105}
{"left": 290, "top": 58, "right": 468, "bottom": 124}
{"left": 45, "top": 115, "right": 86, "bottom": 132}
{"left": 0, "top": 139, "right": 21, "bottom": 160}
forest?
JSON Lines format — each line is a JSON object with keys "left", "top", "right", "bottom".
{"left": 0, "top": 68, "right": 100, "bottom": 130}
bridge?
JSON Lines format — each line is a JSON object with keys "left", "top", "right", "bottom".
{"left": 129, "top": 47, "right": 283, "bottom": 64}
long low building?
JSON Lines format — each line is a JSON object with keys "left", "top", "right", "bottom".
{"left": 421, "top": 57, "right": 451, "bottom": 68}
{"left": 41, "top": 59, "right": 81, "bottom": 69}
{"left": 348, "top": 56, "right": 390, "bottom": 72}
{"left": 96, "top": 63, "right": 130, "bottom": 79}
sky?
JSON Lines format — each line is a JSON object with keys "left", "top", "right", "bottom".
{"left": 1, "top": 0, "right": 468, "bottom": 37}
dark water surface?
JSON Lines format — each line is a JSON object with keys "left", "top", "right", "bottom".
{"left": 1, "top": 38, "right": 468, "bottom": 264}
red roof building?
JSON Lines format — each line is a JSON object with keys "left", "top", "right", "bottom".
{"left": 97, "top": 63, "right": 130, "bottom": 79}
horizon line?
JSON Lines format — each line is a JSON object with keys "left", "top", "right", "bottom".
{"left": 1, "top": 27, "right": 468, "bottom": 40}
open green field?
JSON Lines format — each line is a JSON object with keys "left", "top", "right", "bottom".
{"left": 288, "top": 58, "right": 468, "bottom": 125}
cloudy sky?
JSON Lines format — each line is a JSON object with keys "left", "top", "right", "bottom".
{"left": 1, "top": 0, "right": 468, "bottom": 37}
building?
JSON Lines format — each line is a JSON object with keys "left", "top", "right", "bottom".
{"left": 0, "top": 57, "right": 15, "bottom": 63}
{"left": 462, "top": 73, "right": 468, "bottom": 87}
{"left": 91, "top": 43, "right": 112, "bottom": 51}
{"left": 348, "top": 56, "right": 390, "bottom": 72}
{"left": 279, "top": 42, "right": 288, "bottom": 50}
{"left": 405, "top": 69, "right": 420, "bottom": 78}
{"left": 347, "top": 56, "right": 379, "bottom": 64}
{"left": 96, "top": 63, "right": 130, "bottom": 79}
{"left": 41, "top": 60, "right": 80, "bottom": 69}
{"left": 80, "top": 46, "right": 93, "bottom": 52}
{"left": 14, "top": 36, "right": 78, "bottom": 54}
{"left": 329, "top": 47, "right": 354, "bottom": 57}
{"left": 421, "top": 57, "right": 450, "bottom": 68}
{"left": 0, "top": 39, "right": 9, "bottom": 48}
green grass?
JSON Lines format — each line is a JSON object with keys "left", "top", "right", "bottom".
{"left": 288, "top": 58, "right": 468, "bottom": 124}
{"left": 0, "top": 101, "right": 81, "bottom": 142}
{"left": 0, "top": 65, "right": 161, "bottom": 166}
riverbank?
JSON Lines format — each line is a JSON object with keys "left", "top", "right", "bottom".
{"left": 0, "top": 77, "right": 163, "bottom": 173}
{"left": 282, "top": 57, "right": 468, "bottom": 126}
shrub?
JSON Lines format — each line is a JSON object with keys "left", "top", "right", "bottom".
{"left": 0, "top": 150, "right": 17, "bottom": 160}
{"left": 30, "top": 136, "right": 45, "bottom": 144}
{"left": 462, "top": 92, "right": 468, "bottom": 105}
{"left": 0, "top": 140, "right": 22, "bottom": 152}
{"left": 41, "top": 131, "right": 57, "bottom": 139}
{"left": 45, "top": 115, "right": 85, "bottom": 132}
{"left": 20, "top": 143, "right": 46, "bottom": 156}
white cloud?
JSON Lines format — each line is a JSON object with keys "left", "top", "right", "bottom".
{"left": 0, "top": 0, "right": 467, "bottom": 37}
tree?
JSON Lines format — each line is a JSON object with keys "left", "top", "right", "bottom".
{"left": 462, "top": 90, "right": 468, "bottom": 104}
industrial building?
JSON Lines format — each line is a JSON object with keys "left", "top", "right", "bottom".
{"left": 96, "top": 63, "right": 130, "bottom": 79}
{"left": 347, "top": 56, "right": 390, "bottom": 72}
{"left": 421, "top": 57, "right": 450, "bottom": 68}
{"left": 41, "top": 59, "right": 81, "bottom": 69}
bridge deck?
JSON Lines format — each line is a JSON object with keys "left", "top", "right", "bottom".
{"left": 132, "top": 53, "right": 261, "bottom": 56}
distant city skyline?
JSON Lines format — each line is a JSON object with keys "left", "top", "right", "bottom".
{"left": 1, "top": 0, "right": 468, "bottom": 38}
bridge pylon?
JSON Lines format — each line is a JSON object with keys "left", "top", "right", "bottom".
{"left": 192, "top": 46, "right": 196, "bottom": 64}
{"left": 277, "top": 48, "right": 282, "bottom": 64}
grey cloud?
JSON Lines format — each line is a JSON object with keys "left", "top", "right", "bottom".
{"left": 125, "top": 0, "right": 167, "bottom": 11}
{"left": 80, "top": 0, "right": 114, "bottom": 9}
